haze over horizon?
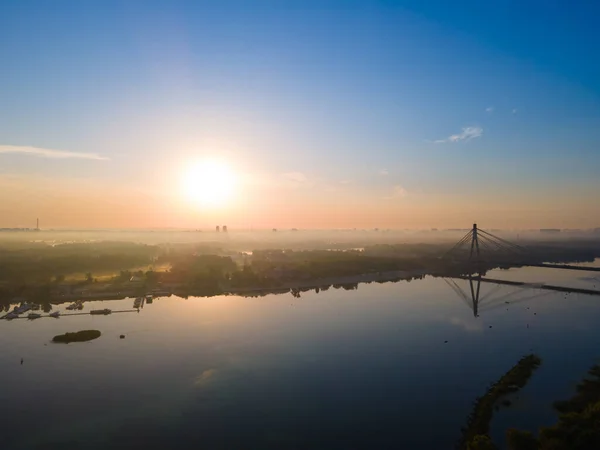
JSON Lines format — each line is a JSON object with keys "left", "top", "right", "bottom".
{"left": 1, "top": 1, "right": 599, "bottom": 230}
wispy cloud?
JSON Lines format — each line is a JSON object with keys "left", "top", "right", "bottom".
{"left": 282, "top": 172, "right": 309, "bottom": 183}
{"left": 379, "top": 169, "right": 389, "bottom": 176}
{"left": 384, "top": 185, "right": 407, "bottom": 199}
{"left": 433, "top": 126, "right": 483, "bottom": 144}
{"left": 485, "top": 106, "right": 494, "bottom": 113}
{"left": 241, "top": 171, "right": 316, "bottom": 189}
{"left": 512, "top": 108, "right": 518, "bottom": 114}
{"left": 276, "top": 172, "right": 316, "bottom": 189}
{"left": 0, "top": 145, "right": 109, "bottom": 160}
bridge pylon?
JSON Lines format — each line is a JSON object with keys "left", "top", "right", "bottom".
{"left": 469, "top": 223, "right": 480, "bottom": 262}
{"left": 443, "top": 223, "right": 530, "bottom": 276}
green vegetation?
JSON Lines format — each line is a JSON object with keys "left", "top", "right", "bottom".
{"left": 0, "top": 241, "right": 157, "bottom": 284}
{"left": 506, "top": 429, "right": 539, "bottom": 450}
{"left": 458, "top": 354, "right": 542, "bottom": 450}
{"left": 553, "top": 364, "right": 600, "bottom": 415}
{"left": 461, "top": 360, "right": 600, "bottom": 450}
{"left": 1, "top": 235, "right": 599, "bottom": 307}
{"left": 52, "top": 330, "right": 101, "bottom": 343}
{"left": 467, "top": 435, "right": 497, "bottom": 450}
{"left": 507, "top": 364, "right": 600, "bottom": 450}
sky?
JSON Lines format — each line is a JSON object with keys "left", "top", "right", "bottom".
{"left": 1, "top": 0, "right": 600, "bottom": 230}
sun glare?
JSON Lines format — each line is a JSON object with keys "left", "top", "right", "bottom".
{"left": 182, "top": 159, "right": 236, "bottom": 207}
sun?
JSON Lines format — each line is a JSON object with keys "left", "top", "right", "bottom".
{"left": 182, "top": 159, "right": 237, "bottom": 207}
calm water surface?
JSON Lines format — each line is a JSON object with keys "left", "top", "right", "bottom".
{"left": 2, "top": 264, "right": 600, "bottom": 449}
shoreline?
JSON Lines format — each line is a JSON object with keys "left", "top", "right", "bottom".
{"left": 1, "top": 269, "right": 430, "bottom": 308}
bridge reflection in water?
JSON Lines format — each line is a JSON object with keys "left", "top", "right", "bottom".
{"left": 442, "top": 275, "right": 594, "bottom": 318}
{"left": 443, "top": 223, "right": 600, "bottom": 317}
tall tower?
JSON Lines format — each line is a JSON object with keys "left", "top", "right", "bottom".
{"left": 469, "top": 223, "right": 480, "bottom": 261}
{"left": 36, "top": 218, "right": 39, "bottom": 231}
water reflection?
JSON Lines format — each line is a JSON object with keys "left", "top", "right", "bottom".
{"left": 444, "top": 275, "right": 589, "bottom": 317}
{"left": 2, "top": 266, "right": 600, "bottom": 449}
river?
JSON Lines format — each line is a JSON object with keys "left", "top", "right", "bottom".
{"left": 1, "top": 262, "right": 599, "bottom": 449}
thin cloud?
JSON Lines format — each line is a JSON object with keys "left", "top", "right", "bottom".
{"left": 0, "top": 145, "right": 109, "bottom": 161}
{"left": 485, "top": 106, "right": 494, "bottom": 113}
{"left": 385, "top": 185, "right": 407, "bottom": 199}
{"left": 241, "top": 171, "right": 315, "bottom": 189}
{"left": 282, "top": 172, "right": 308, "bottom": 183}
{"left": 279, "top": 171, "right": 316, "bottom": 189}
{"left": 433, "top": 126, "right": 483, "bottom": 144}
{"left": 379, "top": 169, "right": 389, "bottom": 176}
{"left": 512, "top": 108, "right": 518, "bottom": 114}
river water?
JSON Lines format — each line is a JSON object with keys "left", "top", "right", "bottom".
{"left": 1, "top": 263, "right": 600, "bottom": 449}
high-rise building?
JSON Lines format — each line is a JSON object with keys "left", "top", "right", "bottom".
{"left": 216, "top": 225, "right": 220, "bottom": 232}
{"left": 223, "top": 225, "right": 228, "bottom": 232}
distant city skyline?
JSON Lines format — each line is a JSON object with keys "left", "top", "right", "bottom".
{"left": 1, "top": 1, "right": 599, "bottom": 229}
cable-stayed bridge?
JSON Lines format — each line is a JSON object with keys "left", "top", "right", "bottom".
{"left": 442, "top": 224, "right": 600, "bottom": 315}
{"left": 443, "top": 223, "right": 600, "bottom": 274}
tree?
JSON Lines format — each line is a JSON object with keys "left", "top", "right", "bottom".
{"left": 85, "top": 272, "right": 93, "bottom": 283}
{"left": 119, "top": 270, "right": 132, "bottom": 281}
{"left": 468, "top": 435, "right": 498, "bottom": 450}
{"left": 506, "top": 429, "right": 538, "bottom": 450}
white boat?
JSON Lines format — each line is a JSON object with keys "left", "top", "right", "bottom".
{"left": 49, "top": 311, "right": 60, "bottom": 318}
{"left": 27, "top": 312, "right": 41, "bottom": 320}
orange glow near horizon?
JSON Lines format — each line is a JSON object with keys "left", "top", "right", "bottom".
{"left": 0, "top": 172, "right": 599, "bottom": 230}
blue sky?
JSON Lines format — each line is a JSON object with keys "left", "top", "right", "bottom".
{"left": 0, "top": 1, "right": 599, "bottom": 228}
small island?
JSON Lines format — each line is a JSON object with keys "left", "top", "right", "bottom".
{"left": 458, "top": 354, "right": 542, "bottom": 449}
{"left": 52, "top": 330, "right": 101, "bottom": 343}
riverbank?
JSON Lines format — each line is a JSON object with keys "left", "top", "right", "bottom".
{"left": 0, "top": 269, "right": 429, "bottom": 308}
{"left": 224, "top": 269, "right": 428, "bottom": 295}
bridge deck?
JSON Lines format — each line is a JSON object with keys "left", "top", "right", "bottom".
{"left": 525, "top": 263, "right": 600, "bottom": 272}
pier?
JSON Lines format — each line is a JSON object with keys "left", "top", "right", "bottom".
{"left": 1, "top": 309, "right": 139, "bottom": 320}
